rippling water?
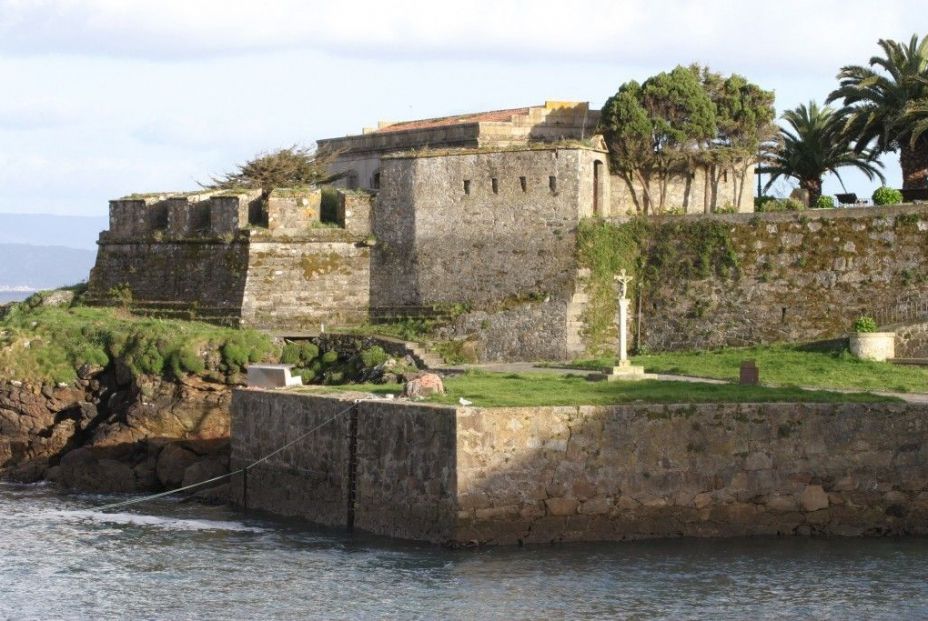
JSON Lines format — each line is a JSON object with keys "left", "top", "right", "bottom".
{"left": 2, "top": 482, "right": 928, "bottom": 620}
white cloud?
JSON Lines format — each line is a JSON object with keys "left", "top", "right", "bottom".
{"left": 0, "top": 0, "right": 921, "bottom": 75}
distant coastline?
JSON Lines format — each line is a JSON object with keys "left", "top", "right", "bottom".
{"left": 0, "top": 289, "right": 34, "bottom": 304}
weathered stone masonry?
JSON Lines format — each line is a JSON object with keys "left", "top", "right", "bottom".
{"left": 87, "top": 188, "right": 372, "bottom": 330}
{"left": 232, "top": 390, "right": 928, "bottom": 545}
{"left": 633, "top": 204, "right": 928, "bottom": 351}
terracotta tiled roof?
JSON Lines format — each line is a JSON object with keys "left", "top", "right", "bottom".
{"left": 374, "top": 107, "right": 533, "bottom": 133}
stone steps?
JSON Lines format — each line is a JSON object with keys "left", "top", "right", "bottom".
{"left": 404, "top": 342, "right": 445, "bottom": 370}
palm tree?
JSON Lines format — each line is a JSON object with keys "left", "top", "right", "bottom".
{"left": 758, "top": 101, "right": 885, "bottom": 206}
{"left": 827, "top": 34, "right": 928, "bottom": 189}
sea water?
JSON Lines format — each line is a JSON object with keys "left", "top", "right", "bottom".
{"left": 2, "top": 482, "right": 928, "bottom": 620}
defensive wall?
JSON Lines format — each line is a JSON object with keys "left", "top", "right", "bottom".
{"left": 625, "top": 203, "right": 928, "bottom": 352}
{"left": 86, "top": 188, "right": 373, "bottom": 329}
{"left": 231, "top": 390, "right": 928, "bottom": 545}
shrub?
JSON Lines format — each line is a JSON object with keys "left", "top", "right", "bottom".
{"left": 814, "top": 195, "right": 835, "bottom": 209}
{"left": 852, "top": 316, "right": 878, "bottom": 333}
{"left": 872, "top": 186, "right": 903, "bottom": 205}
{"left": 755, "top": 198, "right": 804, "bottom": 212}
{"left": 754, "top": 196, "right": 776, "bottom": 210}
{"left": 281, "top": 341, "right": 319, "bottom": 366}
{"left": 360, "top": 346, "right": 389, "bottom": 368}
{"left": 321, "top": 350, "right": 339, "bottom": 364}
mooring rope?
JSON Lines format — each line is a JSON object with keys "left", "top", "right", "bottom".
{"left": 95, "top": 399, "right": 366, "bottom": 512}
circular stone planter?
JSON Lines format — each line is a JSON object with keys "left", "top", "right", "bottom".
{"left": 849, "top": 332, "right": 895, "bottom": 362}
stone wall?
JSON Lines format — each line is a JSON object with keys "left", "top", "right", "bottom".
{"left": 86, "top": 239, "right": 251, "bottom": 323}
{"left": 240, "top": 232, "right": 371, "bottom": 331}
{"left": 230, "top": 390, "right": 457, "bottom": 541}
{"left": 609, "top": 164, "right": 755, "bottom": 216}
{"left": 372, "top": 146, "right": 605, "bottom": 313}
{"left": 230, "top": 391, "right": 928, "bottom": 545}
{"left": 895, "top": 322, "right": 928, "bottom": 358}
{"left": 455, "top": 402, "right": 928, "bottom": 544}
{"left": 88, "top": 188, "right": 372, "bottom": 329}
{"left": 634, "top": 204, "right": 928, "bottom": 351}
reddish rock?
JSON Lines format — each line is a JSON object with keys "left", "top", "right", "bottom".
{"left": 404, "top": 373, "right": 445, "bottom": 399}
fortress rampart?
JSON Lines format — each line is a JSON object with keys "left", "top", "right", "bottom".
{"left": 87, "top": 188, "right": 374, "bottom": 329}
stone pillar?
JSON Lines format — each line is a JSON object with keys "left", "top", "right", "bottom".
{"left": 618, "top": 297, "right": 629, "bottom": 366}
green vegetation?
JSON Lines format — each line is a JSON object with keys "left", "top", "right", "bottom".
{"left": 814, "top": 195, "right": 836, "bottom": 209}
{"left": 320, "top": 186, "right": 340, "bottom": 223}
{"left": 758, "top": 101, "right": 885, "bottom": 208}
{"left": 0, "top": 296, "right": 277, "bottom": 384}
{"left": 345, "top": 318, "right": 439, "bottom": 343}
{"left": 755, "top": 197, "right": 805, "bottom": 212}
{"left": 828, "top": 34, "right": 928, "bottom": 189}
{"left": 872, "top": 186, "right": 903, "bottom": 205}
{"left": 599, "top": 64, "right": 775, "bottom": 214}
{"left": 567, "top": 342, "right": 928, "bottom": 394}
{"left": 204, "top": 146, "right": 339, "bottom": 199}
{"left": 316, "top": 370, "right": 896, "bottom": 407}
{"left": 576, "top": 218, "right": 737, "bottom": 354}
{"left": 852, "top": 316, "right": 878, "bottom": 333}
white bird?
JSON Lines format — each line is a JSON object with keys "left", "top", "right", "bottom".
{"left": 458, "top": 397, "right": 473, "bottom": 406}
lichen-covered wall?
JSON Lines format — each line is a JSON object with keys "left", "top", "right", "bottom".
{"left": 240, "top": 233, "right": 371, "bottom": 331}
{"left": 86, "top": 239, "right": 250, "bottom": 322}
{"left": 230, "top": 391, "right": 928, "bottom": 545}
{"left": 88, "top": 189, "right": 372, "bottom": 329}
{"left": 635, "top": 205, "right": 928, "bottom": 350}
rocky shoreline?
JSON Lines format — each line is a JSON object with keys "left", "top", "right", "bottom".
{"left": 0, "top": 364, "right": 234, "bottom": 501}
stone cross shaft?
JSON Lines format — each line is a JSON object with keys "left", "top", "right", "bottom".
{"left": 614, "top": 269, "right": 633, "bottom": 365}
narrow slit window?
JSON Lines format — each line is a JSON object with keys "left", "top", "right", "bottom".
{"left": 463, "top": 179, "right": 471, "bottom": 195}
{"left": 721, "top": 170, "right": 728, "bottom": 182}
{"left": 372, "top": 172, "right": 381, "bottom": 189}
{"left": 549, "top": 175, "right": 557, "bottom": 194}
{"left": 491, "top": 177, "right": 499, "bottom": 194}
{"left": 519, "top": 176, "right": 527, "bottom": 192}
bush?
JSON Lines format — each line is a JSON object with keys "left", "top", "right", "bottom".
{"left": 360, "top": 346, "right": 389, "bottom": 368}
{"left": 852, "top": 316, "right": 878, "bottom": 333}
{"left": 281, "top": 341, "right": 320, "bottom": 366}
{"left": 872, "top": 186, "right": 903, "bottom": 205}
{"left": 814, "top": 195, "right": 835, "bottom": 209}
{"left": 754, "top": 196, "right": 776, "bottom": 210}
{"left": 755, "top": 198, "right": 804, "bottom": 212}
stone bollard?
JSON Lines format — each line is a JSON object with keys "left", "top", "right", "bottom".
{"left": 739, "top": 360, "right": 759, "bottom": 385}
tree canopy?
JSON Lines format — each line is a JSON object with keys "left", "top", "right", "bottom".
{"left": 599, "top": 65, "right": 775, "bottom": 214}
{"left": 205, "top": 146, "right": 338, "bottom": 197}
{"left": 758, "top": 101, "right": 885, "bottom": 207}
{"left": 827, "top": 34, "right": 928, "bottom": 188}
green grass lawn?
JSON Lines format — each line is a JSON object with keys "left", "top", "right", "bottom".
{"left": 308, "top": 370, "right": 897, "bottom": 407}
{"left": 566, "top": 343, "right": 928, "bottom": 394}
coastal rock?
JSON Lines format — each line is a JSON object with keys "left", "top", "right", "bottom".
{"left": 156, "top": 444, "right": 200, "bottom": 488}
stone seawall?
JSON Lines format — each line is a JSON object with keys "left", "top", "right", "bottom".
{"left": 230, "top": 391, "right": 456, "bottom": 541}
{"left": 231, "top": 391, "right": 928, "bottom": 545}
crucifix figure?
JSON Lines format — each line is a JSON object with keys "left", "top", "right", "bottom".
{"left": 614, "top": 269, "right": 634, "bottom": 365}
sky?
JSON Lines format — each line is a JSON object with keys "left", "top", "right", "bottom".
{"left": 0, "top": 0, "right": 925, "bottom": 217}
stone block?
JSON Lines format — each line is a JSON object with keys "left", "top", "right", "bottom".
{"left": 545, "top": 497, "right": 579, "bottom": 516}
{"left": 800, "top": 484, "right": 829, "bottom": 512}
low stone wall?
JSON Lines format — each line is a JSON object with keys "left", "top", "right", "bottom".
{"left": 895, "top": 322, "right": 928, "bottom": 358}
{"left": 231, "top": 391, "right": 928, "bottom": 545}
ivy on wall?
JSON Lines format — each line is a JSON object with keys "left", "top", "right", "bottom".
{"left": 576, "top": 217, "right": 739, "bottom": 354}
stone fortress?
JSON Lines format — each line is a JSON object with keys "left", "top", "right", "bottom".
{"left": 86, "top": 101, "right": 928, "bottom": 361}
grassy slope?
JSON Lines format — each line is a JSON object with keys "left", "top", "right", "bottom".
{"left": 313, "top": 370, "right": 896, "bottom": 407}
{"left": 568, "top": 343, "right": 928, "bottom": 394}
{"left": 0, "top": 299, "right": 276, "bottom": 384}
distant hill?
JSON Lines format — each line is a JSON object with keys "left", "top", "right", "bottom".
{"left": 0, "top": 244, "right": 96, "bottom": 292}
{"left": 0, "top": 213, "right": 107, "bottom": 251}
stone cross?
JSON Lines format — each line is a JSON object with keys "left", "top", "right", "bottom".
{"left": 614, "top": 269, "right": 634, "bottom": 365}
